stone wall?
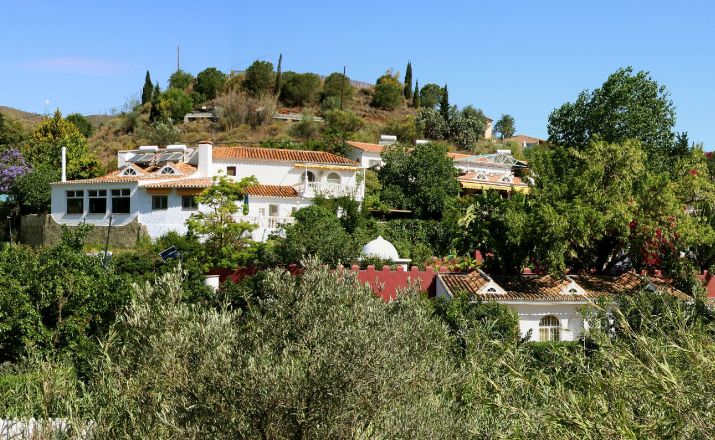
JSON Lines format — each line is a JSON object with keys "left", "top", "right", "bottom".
{"left": 19, "top": 214, "right": 149, "bottom": 248}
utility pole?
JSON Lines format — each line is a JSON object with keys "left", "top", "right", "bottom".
{"left": 103, "top": 216, "right": 113, "bottom": 268}
{"left": 339, "top": 66, "right": 346, "bottom": 111}
{"left": 177, "top": 45, "right": 180, "bottom": 72}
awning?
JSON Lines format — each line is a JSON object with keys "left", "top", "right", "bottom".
{"left": 293, "top": 163, "right": 360, "bottom": 171}
{"left": 460, "top": 181, "right": 530, "bottom": 194}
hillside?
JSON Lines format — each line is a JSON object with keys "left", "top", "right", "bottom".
{"left": 1, "top": 65, "right": 513, "bottom": 169}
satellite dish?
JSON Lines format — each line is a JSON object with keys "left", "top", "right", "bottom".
{"left": 159, "top": 246, "right": 181, "bottom": 262}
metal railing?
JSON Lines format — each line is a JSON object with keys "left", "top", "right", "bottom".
{"left": 240, "top": 216, "right": 296, "bottom": 229}
{"left": 295, "top": 182, "right": 364, "bottom": 199}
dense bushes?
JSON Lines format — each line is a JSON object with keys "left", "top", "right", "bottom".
{"left": 2, "top": 264, "right": 714, "bottom": 438}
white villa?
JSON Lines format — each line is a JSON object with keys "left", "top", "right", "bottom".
{"left": 50, "top": 142, "right": 364, "bottom": 241}
{"left": 436, "top": 270, "right": 689, "bottom": 342}
{"left": 347, "top": 140, "right": 530, "bottom": 195}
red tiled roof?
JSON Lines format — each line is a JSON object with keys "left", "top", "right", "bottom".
{"left": 213, "top": 146, "right": 359, "bottom": 165}
{"left": 52, "top": 162, "right": 198, "bottom": 185}
{"left": 243, "top": 184, "right": 298, "bottom": 198}
{"left": 439, "top": 272, "right": 689, "bottom": 302}
{"left": 438, "top": 270, "right": 491, "bottom": 293}
{"left": 503, "top": 134, "right": 545, "bottom": 144}
{"left": 142, "top": 178, "right": 212, "bottom": 189}
{"left": 346, "top": 141, "right": 384, "bottom": 153}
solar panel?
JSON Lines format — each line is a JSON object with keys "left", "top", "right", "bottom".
{"left": 167, "top": 152, "right": 184, "bottom": 161}
{"left": 155, "top": 152, "right": 173, "bottom": 162}
{"left": 127, "top": 153, "right": 155, "bottom": 163}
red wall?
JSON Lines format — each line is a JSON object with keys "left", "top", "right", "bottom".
{"left": 350, "top": 265, "right": 446, "bottom": 301}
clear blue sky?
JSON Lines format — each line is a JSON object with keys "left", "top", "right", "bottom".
{"left": 3, "top": 0, "right": 715, "bottom": 147}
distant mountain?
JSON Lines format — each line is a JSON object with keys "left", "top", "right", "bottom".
{"left": 0, "top": 106, "right": 113, "bottom": 128}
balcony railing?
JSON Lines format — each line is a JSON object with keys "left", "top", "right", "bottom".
{"left": 295, "top": 182, "right": 364, "bottom": 199}
{"left": 240, "top": 216, "right": 296, "bottom": 229}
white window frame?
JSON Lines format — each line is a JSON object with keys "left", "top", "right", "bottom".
{"left": 539, "top": 315, "right": 561, "bottom": 342}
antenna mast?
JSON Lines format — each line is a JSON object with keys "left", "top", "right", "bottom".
{"left": 177, "top": 45, "right": 180, "bottom": 72}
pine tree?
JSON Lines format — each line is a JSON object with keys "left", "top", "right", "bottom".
{"left": 149, "top": 82, "right": 162, "bottom": 122}
{"left": 141, "top": 71, "right": 153, "bottom": 104}
{"left": 403, "top": 61, "right": 412, "bottom": 100}
{"left": 274, "top": 53, "right": 283, "bottom": 96}
{"left": 439, "top": 84, "right": 450, "bottom": 122}
{"left": 413, "top": 79, "right": 420, "bottom": 108}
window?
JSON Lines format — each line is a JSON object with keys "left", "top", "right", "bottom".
{"left": 269, "top": 204, "right": 279, "bottom": 217}
{"left": 66, "top": 190, "right": 84, "bottom": 214}
{"left": 539, "top": 315, "right": 561, "bottom": 342}
{"left": 326, "top": 172, "right": 341, "bottom": 184}
{"left": 182, "top": 195, "right": 198, "bottom": 210}
{"left": 227, "top": 166, "right": 236, "bottom": 176}
{"left": 159, "top": 166, "right": 176, "bottom": 175}
{"left": 152, "top": 195, "right": 168, "bottom": 210}
{"left": 120, "top": 167, "right": 138, "bottom": 176}
{"left": 476, "top": 173, "right": 487, "bottom": 180}
{"left": 501, "top": 175, "right": 512, "bottom": 183}
{"left": 291, "top": 207, "right": 298, "bottom": 215}
{"left": 88, "top": 189, "right": 107, "bottom": 214}
{"left": 111, "top": 189, "right": 131, "bottom": 214}
{"left": 486, "top": 287, "right": 497, "bottom": 293}
{"left": 303, "top": 171, "right": 315, "bottom": 182}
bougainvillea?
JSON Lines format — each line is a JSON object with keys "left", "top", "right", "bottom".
{"left": 0, "top": 148, "right": 31, "bottom": 193}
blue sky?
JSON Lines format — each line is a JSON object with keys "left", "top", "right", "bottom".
{"left": 3, "top": 1, "right": 715, "bottom": 147}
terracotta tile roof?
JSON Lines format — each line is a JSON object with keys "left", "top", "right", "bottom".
{"left": 577, "top": 273, "right": 691, "bottom": 301}
{"left": 52, "top": 162, "right": 198, "bottom": 185}
{"left": 439, "top": 272, "right": 690, "bottom": 302}
{"left": 243, "top": 184, "right": 298, "bottom": 198}
{"left": 439, "top": 271, "right": 491, "bottom": 293}
{"left": 142, "top": 178, "right": 213, "bottom": 189}
{"left": 346, "top": 141, "right": 384, "bottom": 153}
{"left": 166, "top": 162, "right": 198, "bottom": 175}
{"left": 213, "top": 146, "right": 359, "bottom": 165}
{"left": 504, "top": 134, "right": 545, "bottom": 144}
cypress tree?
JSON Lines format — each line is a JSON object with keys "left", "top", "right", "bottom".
{"left": 403, "top": 61, "right": 412, "bottom": 99}
{"left": 141, "top": 71, "right": 153, "bottom": 104}
{"left": 274, "top": 53, "right": 283, "bottom": 96}
{"left": 149, "top": 82, "right": 162, "bottom": 122}
{"left": 673, "top": 131, "right": 690, "bottom": 157}
{"left": 413, "top": 79, "right": 420, "bottom": 108}
{"left": 440, "top": 84, "right": 450, "bottom": 122}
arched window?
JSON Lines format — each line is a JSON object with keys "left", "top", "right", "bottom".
{"left": 539, "top": 315, "right": 561, "bottom": 342}
{"left": 486, "top": 287, "right": 497, "bottom": 293}
{"left": 303, "top": 171, "right": 316, "bottom": 182}
{"left": 160, "top": 166, "right": 176, "bottom": 175}
{"left": 120, "top": 167, "right": 138, "bottom": 176}
{"left": 326, "top": 172, "right": 341, "bottom": 184}
{"left": 476, "top": 173, "right": 487, "bottom": 181}
{"left": 501, "top": 175, "right": 511, "bottom": 183}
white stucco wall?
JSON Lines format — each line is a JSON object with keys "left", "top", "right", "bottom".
{"left": 51, "top": 183, "right": 311, "bottom": 242}
{"left": 347, "top": 147, "right": 383, "bottom": 169}
{"left": 51, "top": 182, "right": 141, "bottom": 227}
{"left": 435, "top": 277, "right": 587, "bottom": 342}
{"left": 507, "top": 302, "right": 585, "bottom": 342}
{"left": 214, "top": 159, "right": 360, "bottom": 188}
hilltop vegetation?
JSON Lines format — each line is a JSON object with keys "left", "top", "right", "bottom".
{"left": 2, "top": 58, "right": 522, "bottom": 170}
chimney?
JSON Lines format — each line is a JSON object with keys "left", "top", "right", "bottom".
{"left": 198, "top": 141, "right": 213, "bottom": 177}
{"left": 61, "top": 146, "right": 67, "bottom": 182}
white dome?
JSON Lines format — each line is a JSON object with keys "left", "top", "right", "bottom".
{"left": 361, "top": 236, "right": 400, "bottom": 261}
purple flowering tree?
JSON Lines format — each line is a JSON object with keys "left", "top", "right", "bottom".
{"left": 0, "top": 149, "right": 31, "bottom": 194}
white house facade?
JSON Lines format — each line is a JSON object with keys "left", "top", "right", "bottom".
{"left": 50, "top": 142, "right": 364, "bottom": 241}
{"left": 435, "top": 271, "right": 688, "bottom": 342}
